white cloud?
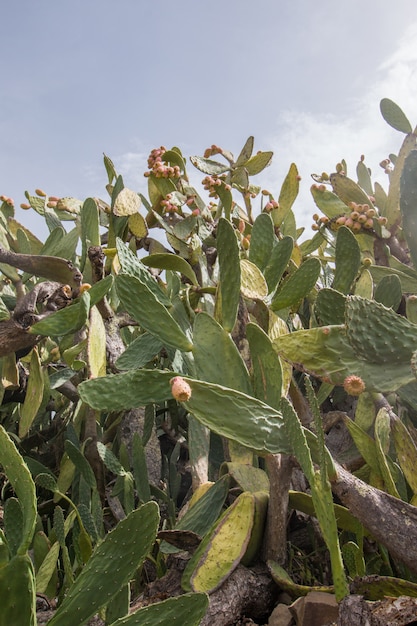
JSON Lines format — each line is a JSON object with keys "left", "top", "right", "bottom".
{"left": 82, "top": 149, "right": 149, "bottom": 200}
{"left": 265, "top": 20, "right": 417, "bottom": 237}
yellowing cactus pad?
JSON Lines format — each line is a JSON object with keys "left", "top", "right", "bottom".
{"left": 182, "top": 491, "right": 255, "bottom": 593}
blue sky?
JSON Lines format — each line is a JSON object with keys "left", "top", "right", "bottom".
{"left": 2, "top": 0, "right": 417, "bottom": 240}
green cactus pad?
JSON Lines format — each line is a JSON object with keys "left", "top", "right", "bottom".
{"left": 380, "top": 98, "right": 413, "bottom": 134}
{"left": 310, "top": 185, "right": 348, "bottom": 219}
{"left": 330, "top": 173, "right": 374, "bottom": 208}
{"left": 29, "top": 276, "right": 113, "bottom": 336}
{"left": 182, "top": 491, "right": 255, "bottom": 593}
{"left": 193, "top": 312, "right": 252, "bottom": 394}
{"left": 391, "top": 416, "right": 417, "bottom": 496}
{"left": 116, "top": 274, "right": 193, "bottom": 352}
{"left": 271, "top": 257, "right": 320, "bottom": 311}
{"left": 216, "top": 217, "right": 241, "bottom": 332}
{"left": 314, "top": 288, "right": 346, "bottom": 326}
{"left": 247, "top": 322, "right": 283, "bottom": 407}
{"left": 183, "top": 380, "right": 291, "bottom": 456}
{"left": 111, "top": 592, "right": 208, "bottom": 626}
{"left": 356, "top": 159, "right": 374, "bottom": 196}
{"left": 249, "top": 212, "right": 275, "bottom": 271}
{"left": 342, "top": 541, "right": 365, "bottom": 578}
{"left": 48, "top": 502, "right": 159, "bottom": 626}
{"left": 281, "top": 398, "right": 348, "bottom": 600}
{"left": 272, "top": 324, "right": 415, "bottom": 392}
{"left": 141, "top": 253, "right": 198, "bottom": 286}
{"left": 116, "top": 238, "right": 171, "bottom": 306}
{"left": 332, "top": 226, "right": 361, "bottom": 294}
{"left": 263, "top": 236, "right": 293, "bottom": 294}
{"left": 29, "top": 290, "right": 90, "bottom": 337}
{"left": 0, "top": 554, "right": 36, "bottom": 626}
{"left": 345, "top": 295, "right": 417, "bottom": 364}
{"left": 78, "top": 369, "right": 174, "bottom": 410}
{"left": 244, "top": 150, "right": 273, "bottom": 175}
{"left": 289, "top": 491, "right": 363, "bottom": 535}
{"left": 369, "top": 264, "right": 417, "bottom": 294}
{"left": 219, "top": 463, "right": 270, "bottom": 493}
{"left": 190, "top": 155, "right": 229, "bottom": 175}
{"left": 0, "top": 425, "right": 36, "bottom": 555}
{"left": 235, "top": 136, "right": 254, "bottom": 165}
{"left": 400, "top": 150, "right": 417, "bottom": 270}
{"left": 80, "top": 198, "right": 100, "bottom": 270}
{"left": 374, "top": 274, "right": 402, "bottom": 310}
{"left": 79, "top": 371, "right": 291, "bottom": 454}
{"left": 115, "top": 333, "right": 163, "bottom": 370}
{"left": 160, "top": 475, "right": 230, "bottom": 554}
{"left": 20, "top": 348, "right": 44, "bottom": 439}
{"left": 267, "top": 560, "right": 335, "bottom": 597}
{"left": 374, "top": 409, "right": 400, "bottom": 498}
{"left": 240, "top": 259, "right": 268, "bottom": 300}
{"left": 354, "top": 268, "right": 373, "bottom": 299}
{"left": 268, "top": 163, "right": 299, "bottom": 225}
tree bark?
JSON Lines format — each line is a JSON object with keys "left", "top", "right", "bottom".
{"left": 262, "top": 453, "right": 293, "bottom": 564}
{"left": 139, "top": 556, "right": 277, "bottom": 626}
{"left": 331, "top": 462, "right": 417, "bottom": 574}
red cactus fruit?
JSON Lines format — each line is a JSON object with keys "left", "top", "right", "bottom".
{"left": 343, "top": 375, "right": 365, "bottom": 396}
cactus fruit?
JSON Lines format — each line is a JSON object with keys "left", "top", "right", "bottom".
{"left": 170, "top": 376, "right": 192, "bottom": 402}
{"left": 343, "top": 375, "right": 366, "bottom": 396}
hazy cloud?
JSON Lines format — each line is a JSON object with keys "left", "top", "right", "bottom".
{"left": 265, "top": 20, "right": 417, "bottom": 235}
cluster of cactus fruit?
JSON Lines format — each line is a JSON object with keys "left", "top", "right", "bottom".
{"left": 1, "top": 97, "right": 417, "bottom": 623}
{"left": 312, "top": 196, "right": 388, "bottom": 233}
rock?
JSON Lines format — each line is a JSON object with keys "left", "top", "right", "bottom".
{"left": 268, "top": 603, "right": 294, "bottom": 626}
{"left": 289, "top": 591, "right": 339, "bottom": 626}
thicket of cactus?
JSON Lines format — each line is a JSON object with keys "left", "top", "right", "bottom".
{"left": 0, "top": 97, "right": 417, "bottom": 623}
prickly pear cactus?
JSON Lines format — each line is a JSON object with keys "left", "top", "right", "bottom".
{"left": 400, "top": 149, "right": 417, "bottom": 269}
{"left": 110, "top": 592, "right": 208, "bottom": 626}
{"left": 182, "top": 491, "right": 256, "bottom": 593}
{"left": 48, "top": 502, "right": 159, "bottom": 626}
{"left": 0, "top": 554, "right": 36, "bottom": 626}
{"left": 0, "top": 426, "right": 38, "bottom": 625}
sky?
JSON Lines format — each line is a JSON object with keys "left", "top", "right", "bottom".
{"left": 2, "top": 0, "right": 417, "bottom": 241}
